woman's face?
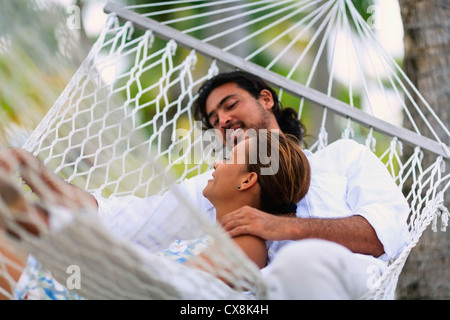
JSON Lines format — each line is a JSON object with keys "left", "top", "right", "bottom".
{"left": 202, "top": 139, "right": 249, "bottom": 204}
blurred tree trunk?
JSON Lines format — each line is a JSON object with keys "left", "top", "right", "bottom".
{"left": 396, "top": 0, "right": 450, "bottom": 299}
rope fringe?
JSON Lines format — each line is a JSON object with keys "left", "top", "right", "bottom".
{"left": 431, "top": 192, "right": 449, "bottom": 232}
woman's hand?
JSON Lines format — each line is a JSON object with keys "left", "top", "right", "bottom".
{"left": 0, "top": 148, "right": 97, "bottom": 211}
{"left": 0, "top": 168, "right": 49, "bottom": 237}
{"left": 0, "top": 148, "right": 97, "bottom": 237}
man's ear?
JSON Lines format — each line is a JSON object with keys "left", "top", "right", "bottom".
{"left": 238, "top": 172, "right": 259, "bottom": 191}
{"left": 259, "top": 89, "right": 274, "bottom": 111}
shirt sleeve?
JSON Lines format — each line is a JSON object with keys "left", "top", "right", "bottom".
{"left": 92, "top": 190, "right": 151, "bottom": 239}
{"left": 342, "top": 140, "right": 410, "bottom": 261}
{"left": 92, "top": 170, "right": 216, "bottom": 247}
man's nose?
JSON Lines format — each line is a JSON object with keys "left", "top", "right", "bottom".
{"left": 218, "top": 112, "right": 232, "bottom": 129}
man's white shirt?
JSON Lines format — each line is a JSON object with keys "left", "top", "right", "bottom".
{"left": 94, "top": 139, "right": 410, "bottom": 265}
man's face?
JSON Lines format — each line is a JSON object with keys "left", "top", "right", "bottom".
{"left": 205, "top": 82, "right": 278, "bottom": 146}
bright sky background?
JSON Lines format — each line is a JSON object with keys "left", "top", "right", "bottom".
{"left": 376, "top": 0, "right": 404, "bottom": 57}
{"left": 53, "top": 0, "right": 406, "bottom": 125}
{"left": 55, "top": 0, "right": 109, "bottom": 37}
{"left": 55, "top": 0, "right": 404, "bottom": 57}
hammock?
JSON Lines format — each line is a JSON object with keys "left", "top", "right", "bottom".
{"left": 0, "top": 0, "right": 448, "bottom": 300}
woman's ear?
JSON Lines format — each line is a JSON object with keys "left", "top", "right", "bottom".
{"left": 259, "top": 89, "right": 274, "bottom": 111}
{"left": 238, "top": 172, "right": 258, "bottom": 191}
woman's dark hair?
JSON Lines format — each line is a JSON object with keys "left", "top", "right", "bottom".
{"left": 246, "top": 131, "right": 311, "bottom": 215}
{"left": 193, "top": 70, "right": 306, "bottom": 145}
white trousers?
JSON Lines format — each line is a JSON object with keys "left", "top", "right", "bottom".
{"left": 262, "top": 239, "right": 386, "bottom": 300}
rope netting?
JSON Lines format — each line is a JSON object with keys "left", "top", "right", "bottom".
{"left": 123, "top": 0, "right": 448, "bottom": 147}
{"left": 0, "top": 0, "right": 448, "bottom": 300}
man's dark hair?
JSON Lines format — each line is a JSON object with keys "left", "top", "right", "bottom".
{"left": 193, "top": 70, "right": 306, "bottom": 144}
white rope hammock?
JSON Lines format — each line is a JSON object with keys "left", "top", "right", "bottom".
{"left": 0, "top": 0, "right": 448, "bottom": 300}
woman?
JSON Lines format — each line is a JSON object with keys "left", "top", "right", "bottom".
{"left": 0, "top": 131, "right": 310, "bottom": 298}
{"left": 158, "top": 131, "right": 310, "bottom": 270}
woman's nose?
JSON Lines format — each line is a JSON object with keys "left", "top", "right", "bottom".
{"left": 214, "top": 159, "right": 225, "bottom": 169}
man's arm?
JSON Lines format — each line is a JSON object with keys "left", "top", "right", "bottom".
{"left": 221, "top": 140, "right": 409, "bottom": 260}
{"left": 219, "top": 206, "right": 385, "bottom": 257}
{"left": 289, "top": 215, "right": 384, "bottom": 256}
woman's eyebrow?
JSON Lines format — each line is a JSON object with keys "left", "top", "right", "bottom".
{"left": 207, "top": 94, "right": 238, "bottom": 121}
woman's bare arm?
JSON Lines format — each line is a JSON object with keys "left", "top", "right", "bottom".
{"left": 0, "top": 234, "right": 26, "bottom": 300}
{"left": 231, "top": 235, "right": 267, "bottom": 269}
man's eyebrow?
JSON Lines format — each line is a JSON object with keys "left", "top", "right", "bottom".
{"left": 207, "top": 94, "right": 237, "bottom": 120}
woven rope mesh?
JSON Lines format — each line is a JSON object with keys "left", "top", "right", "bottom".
{"left": 0, "top": 0, "right": 448, "bottom": 300}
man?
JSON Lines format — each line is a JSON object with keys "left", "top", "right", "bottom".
{"left": 194, "top": 71, "right": 384, "bottom": 253}
{"left": 90, "top": 70, "right": 409, "bottom": 299}
{"left": 189, "top": 70, "right": 410, "bottom": 298}
{"left": 0, "top": 71, "right": 409, "bottom": 299}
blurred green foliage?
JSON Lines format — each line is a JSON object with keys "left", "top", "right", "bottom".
{"left": 0, "top": 0, "right": 80, "bottom": 147}
{"left": 0, "top": 0, "right": 395, "bottom": 166}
